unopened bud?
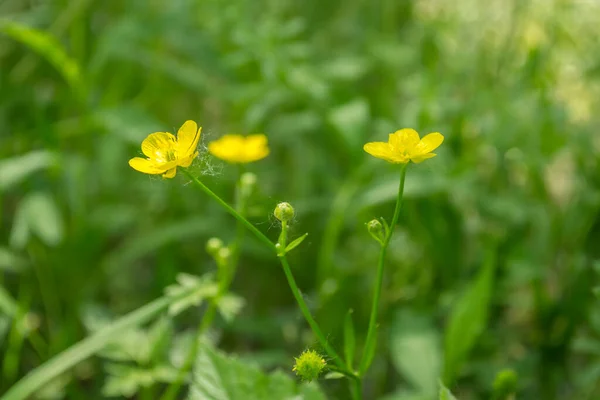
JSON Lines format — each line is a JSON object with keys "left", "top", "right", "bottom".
{"left": 218, "top": 247, "right": 231, "bottom": 262}
{"left": 367, "top": 219, "right": 385, "bottom": 244}
{"left": 240, "top": 172, "right": 257, "bottom": 188}
{"left": 205, "top": 237, "right": 224, "bottom": 256}
{"left": 274, "top": 202, "right": 294, "bottom": 222}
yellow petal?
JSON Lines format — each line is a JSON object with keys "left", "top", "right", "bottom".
{"left": 129, "top": 157, "right": 168, "bottom": 174}
{"left": 162, "top": 167, "right": 177, "bottom": 178}
{"left": 243, "top": 134, "right": 269, "bottom": 162}
{"left": 179, "top": 151, "right": 198, "bottom": 168}
{"left": 176, "top": 120, "right": 201, "bottom": 158}
{"left": 208, "top": 135, "right": 245, "bottom": 163}
{"left": 389, "top": 129, "right": 420, "bottom": 153}
{"left": 416, "top": 132, "right": 444, "bottom": 154}
{"left": 141, "top": 132, "right": 177, "bottom": 162}
{"left": 364, "top": 142, "right": 405, "bottom": 163}
{"left": 410, "top": 153, "right": 437, "bottom": 163}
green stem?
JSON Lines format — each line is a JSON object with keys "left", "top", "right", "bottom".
{"left": 359, "top": 164, "right": 408, "bottom": 375}
{"left": 182, "top": 169, "right": 276, "bottom": 252}
{"left": 350, "top": 377, "right": 363, "bottom": 400}
{"left": 183, "top": 169, "right": 354, "bottom": 378}
{"left": 160, "top": 171, "right": 249, "bottom": 400}
{"left": 279, "top": 255, "right": 345, "bottom": 371}
{"left": 224, "top": 176, "right": 247, "bottom": 289}
{"left": 159, "top": 302, "right": 217, "bottom": 400}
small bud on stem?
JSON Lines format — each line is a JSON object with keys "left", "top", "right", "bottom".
{"left": 274, "top": 202, "right": 295, "bottom": 223}
{"left": 367, "top": 219, "right": 385, "bottom": 245}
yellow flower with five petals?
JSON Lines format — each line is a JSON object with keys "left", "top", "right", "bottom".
{"left": 208, "top": 134, "right": 269, "bottom": 164}
{"left": 363, "top": 128, "right": 444, "bottom": 164}
{"left": 129, "top": 120, "right": 201, "bottom": 178}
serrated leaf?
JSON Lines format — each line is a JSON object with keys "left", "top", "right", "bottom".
{"left": 285, "top": 233, "right": 309, "bottom": 253}
{"left": 2, "top": 296, "right": 172, "bottom": 399}
{"left": 216, "top": 294, "right": 245, "bottom": 323}
{"left": 188, "top": 342, "right": 326, "bottom": 400}
{"left": 99, "top": 328, "right": 149, "bottom": 363}
{"left": 390, "top": 310, "right": 441, "bottom": 396}
{"left": 343, "top": 309, "right": 355, "bottom": 369}
{"left": 148, "top": 317, "right": 174, "bottom": 363}
{"left": 165, "top": 273, "right": 219, "bottom": 316}
{"left": 443, "top": 254, "right": 496, "bottom": 383}
{"left": 102, "top": 364, "right": 177, "bottom": 398}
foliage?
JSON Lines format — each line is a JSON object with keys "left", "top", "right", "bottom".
{"left": 1, "top": 0, "right": 600, "bottom": 399}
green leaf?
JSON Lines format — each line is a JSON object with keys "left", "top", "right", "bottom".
{"left": 97, "top": 106, "right": 164, "bottom": 144}
{"left": 9, "top": 193, "right": 64, "bottom": 249}
{"left": 360, "top": 327, "right": 378, "bottom": 375}
{"left": 0, "top": 247, "right": 28, "bottom": 273}
{"left": 0, "top": 21, "right": 84, "bottom": 94}
{"left": 343, "top": 309, "right": 356, "bottom": 369}
{"left": 147, "top": 317, "right": 174, "bottom": 363}
{"left": 0, "top": 285, "right": 18, "bottom": 317}
{"left": 390, "top": 310, "right": 441, "bottom": 396}
{"left": 2, "top": 297, "right": 172, "bottom": 400}
{"left": 323, "top": 372, "right": 344, "bottom": 380}
{"left": 102, "top": 364, "right": 177, "bottom": 398}
{"left": 24, "top": 193, "right": 64, "bottom": 247}
{"left": 443, "top": 254, "right": 496, "bottom": 383}
{"left": 327, "top": 98, "right": 370, "bottom": 155}
{"left": 216, "top": 293, "right": 245, "bottom": 323}
{"left": 188, "top": 343, "right": 326, "bottom": 400}
{"left": 165, "top": 273, "right": 218, "bottom": 316}
{"left": 439, "top": 382, "right": 458, "bottom": 400}
{"left": 9, "top": 200, "right": 30, "bottom": 249}
{"left": 0, "top": 151, "right": 57, "bottom": 192}
{"left": 285, "top": 233, "right": 309, "bottom": 253}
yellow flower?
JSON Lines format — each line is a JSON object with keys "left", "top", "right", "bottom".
{"left": 129, "top": 120, "right": 201, "bottom": 178}
{"left": 208, "top": 134, "right": 269, "bottom": 164}
{"left": 364, "top": 128, "right": 444, "bottom": 164}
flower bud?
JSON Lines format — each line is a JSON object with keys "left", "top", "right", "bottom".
{"left": 239, "top": 172, "right": 257, "bottom": 198}
{"left": 292, "top": 349, "right": 326, "bottom": 382}
{"left": 274, "top": 202, "right": 294, "bottom": 222}
{"left": 367, "top": 219, "right": 385, "bottom": 244}
{"left": 217, "top": 247, "right": 231, "bottom": 262}
{"left": 240, "top": 172, "right": 257, "bottom": 188}
{"left": 205, "top": 237, "right": 224, "bottom": 256}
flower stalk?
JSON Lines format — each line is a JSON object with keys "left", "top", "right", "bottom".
{"left": 181, "top": 169, "right": 276, "bottom": 252}
{"left": 160, "top": 170, "right": 252, "bottom": 400}
{"left": 278, "top": 221, "right": 346, "bottom": 371}
{"left": 359, "top": 163, "right": 408, "bottom": 375}
{"left": 182, "top": 170, "right": 354, "bottom": 378}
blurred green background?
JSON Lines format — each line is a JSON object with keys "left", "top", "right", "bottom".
{"left": 1, "top": 0, "right": 600, "bottom": 398}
